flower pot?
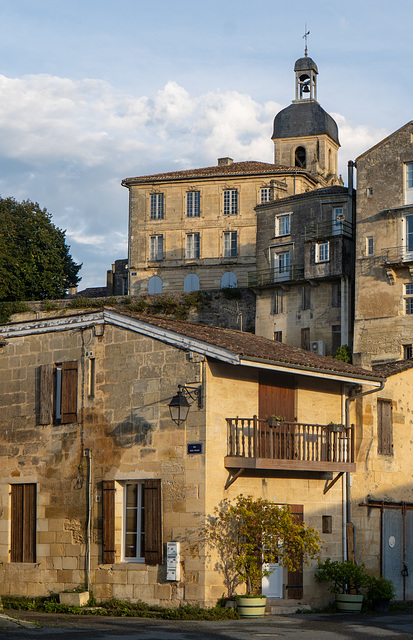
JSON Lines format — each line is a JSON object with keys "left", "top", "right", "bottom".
{"left": 335, "top": 593, "right": 363, "bottom": 613}
{"left": 373, "top": 598, "right": 390, "bottom": 614}
{"left": 236, "top": 596, "right": 267, "bottom": 618}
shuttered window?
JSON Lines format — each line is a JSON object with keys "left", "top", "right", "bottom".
{"left": 102, "top": 479, "right": 162, "bottom": 565}
{"left": 377, "top": 399, "right": 393, "bottom": 456}
{"left": 38, "top": 362, "right": 78, "bottom": 425}
{"left": 10, "top": 484, "right": 36, "bottom": 563}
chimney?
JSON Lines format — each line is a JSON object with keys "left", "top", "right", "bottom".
{"left": 218, "top": 157, "right": 233, "bottom": 166}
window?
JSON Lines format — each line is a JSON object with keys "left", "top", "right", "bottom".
{"left": 149, "top": 235, "right": 163, "bottom": 261}
{"left": 315, "top": 242, "right": 329, "bottom": 263}
{"left": 150, "top": 193, "right": 164, "bottom": 219}
{"left": 186, "top": 233, "right": 200, "bottom": 259}
{"left": 39, "top": 361, "right": 78, "bottom": 425}
{"left": 10, "top": 484, "right": 36, "bottom": 562}
{"left": 405, "top": 163, "right": 413, "bottom": 205}
{"left": 322, "top": 516, "right": 333, "bottom": 535}
{"left": 403, "top": 344, "right": 413, "bottom": 359}
{"left": 332, "top": 207, "right": 345, "bottom": 236}
{"left": 148, "top": 276, "right": 162, "bottom": 294}
{"left": 223, "top": 231, "right": 237, "bottom": 258}
{"left": 403, "top": 214, "right": 413, "bottom": 257}
{"left": 102, "top": 479, "right": 162, "bottom": 565}
{"left": 404, "top": 283, "right": 413, "bottom": 314}
{"left": 273, "top": 331, "right": 282, "bottom": 342}
{"left": 377, "top": 399, "right": 392, "bottom": 456}
{"left": 88, "top": 358, "right": 95, "bottom": 398}
{"left": 221, "top": 272, "right": 237, "bottom": 288}
{"left": 272, "top": 289, "right": 283, "bottom": 314}
{"left": 332, "top": 282, "right": 341, "bottom": 308}
{"left": 301, "top": 328, "right": 310, "bottom": 351}
{"left": 260, "top": 187, "right": 271, "bottom": 204}
{"left": 302, "top": 285, "right": 311, "bottom": 310}
{"left": 275, "top": 213, "right": 291, "bottom": 237}
{"left": 223, "top": 189, "right": 238, "bottom": 215}
{"left": 186, "top": 191, "right": 200, "bottom": 217}
{"left": 184, "top": 273, "right": 200, "bottom": 292}
{"left": 295, "top": 146, "right": 306, "bottom": 168}
{"left": 273, "top": 250, "right": 290, "bottom": 281}
{"left": 366, "top": 236, "right": 374, "bottom": 256}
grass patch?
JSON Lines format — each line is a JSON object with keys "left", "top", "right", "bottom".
{"left": 2, "top": 595, "right": 240, "bottom": 620}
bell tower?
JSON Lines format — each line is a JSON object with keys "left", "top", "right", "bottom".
{"left": 272, "top": 41, "right": 342, "bottom": 187}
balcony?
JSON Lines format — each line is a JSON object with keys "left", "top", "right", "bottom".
{"left": 304, "top": 220, "right": 353, "bottom": 240}
{"left": 248, "top": 264, "right": 304, "bottom": 287}
{"left": 380, "top": 246, "right": 413, "bottom": 266}
{"left": 225, "top": 417, "right": 355, "bottom": 473}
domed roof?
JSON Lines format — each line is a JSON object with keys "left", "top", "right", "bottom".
{"left": 294, "top": 56, "right": 318, "bottom": 73}
{"left": 272, "top": 101, "right": 340, "bottom": 145}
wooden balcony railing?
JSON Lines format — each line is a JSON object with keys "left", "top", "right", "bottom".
{"left": 225, "top": 417, "right": 355, "bottom": 472}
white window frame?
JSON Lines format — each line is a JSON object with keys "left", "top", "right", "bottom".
{"left": 186, "top": 191, "right": 200, "bottom": 217}
{"left": 123, "top": 481, "right": 145, "bottom": 563}
{"left": 405, "top": 163, "right": 413, "bottom": 205}
{"left": 315, "top": 241, "right": 330, "bottom": 263}
{"left": 404, "top": 283, "right": 413, "bottom": 315}
{"left": 149, "top": 235, "right": 163, "bottom": 261}
{"left": 402, "top": 214, "right": 413, "bottom": 260}
{"left": 223, "top": 231, "right": 237, "bottom": 258}
{"left": 223, "top": 189, "right": 238, "bottom": 215}
{"left": 150, "top": 193, "right": 164, "bottom": 220}
{"left": 366, "top": 236, "right": 374, "bottom": 256}
{"left": 260, "top": 187, "right": 271, "bottom": 204}
{"left": 273, "top": 250, "right": 290, "bottom": 282}
{"left": 186, "top": 233, "right": 200, "bottom": 260}
{"left": 332, "top": 207, "right": 345, "bottom": 236}
{"left": 275, "top": 213, "right": 291, "bottom": 237}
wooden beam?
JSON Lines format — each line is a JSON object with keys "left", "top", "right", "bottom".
{"left": 323, "top": 472, "right": 344, "bottom": 495}
{"left": 224, "top": 469, "right": 245, "bottom": 490}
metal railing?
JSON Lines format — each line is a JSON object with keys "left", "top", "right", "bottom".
{"left": 226, "top": 416, "right": 354, "bottom": 465}
{"left": 248, "top": 264, "right": 305, "bottom": 287}
{"left": 380, "top": 246, "right": 413, "bottom": 265}
{"left": 303, "top": 220, "right": 353, "bottom": 240}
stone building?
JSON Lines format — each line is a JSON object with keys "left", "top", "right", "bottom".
{"left": 0, "top": 307, "right": 384, "bottom": 609}
{"left": 122, "top": 52, "right": 342, "bottom": 297}
{"left": 254, "top": 185, "right": 354, "bottom": 355}
{"left": 353, "top": 121, "right": 413, "bottom": 363}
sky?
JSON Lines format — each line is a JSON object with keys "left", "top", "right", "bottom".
{"left": 0, "top": 0, "right": 411, "bottom": 289}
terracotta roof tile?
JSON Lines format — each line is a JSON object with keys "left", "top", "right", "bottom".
{"left": 256, "top": 185, "right": 348, "bottom": 207}
{"left": 122, "top": 161, "right": 315, "bottom": 185}
{"left": 372, "top": 359, "right": 413, "bottom": 377}
{"left": 118, "top": 309, "right": 383, "bottom": 381}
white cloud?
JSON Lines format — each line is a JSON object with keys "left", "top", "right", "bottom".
{"left": 0, "top": 73, "right": 391, "bottom": 288}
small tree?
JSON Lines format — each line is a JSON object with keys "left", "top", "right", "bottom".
{"left": 201, "top": 495, "right": 321, "bottom": 596}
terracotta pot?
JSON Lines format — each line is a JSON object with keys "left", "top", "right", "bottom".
{"left": 236, "top": 595, "right": 267, "bottom": 618}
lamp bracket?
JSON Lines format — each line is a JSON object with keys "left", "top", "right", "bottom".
{"left": 178, "top": 384, "right": 202, "bottom": 408}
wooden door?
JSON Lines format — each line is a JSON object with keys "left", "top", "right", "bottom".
{"left": 258, "top": 372, "right": 295, "bottom": 459}
{"left": 287, "top": 505, "right": 303, "bottom": 599}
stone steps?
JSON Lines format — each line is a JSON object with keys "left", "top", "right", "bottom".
{"left": 265, "top": 598, "right": 311, "bottom": 615}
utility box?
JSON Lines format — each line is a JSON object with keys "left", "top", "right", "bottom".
{"left": 166, "top": 541, "right": 180, "bottom": 581}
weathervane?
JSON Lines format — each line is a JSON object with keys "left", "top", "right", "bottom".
{"left": 303, "top": 25, "right": 310, "bottom": 56}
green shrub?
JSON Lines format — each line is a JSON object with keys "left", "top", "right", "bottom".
{"left": 0, "top": 301, "right": 31, "bottom": 323}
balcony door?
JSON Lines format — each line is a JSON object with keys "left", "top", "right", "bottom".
{"left": 259, "top": 371, "right": 295, "bottom": 459}
{"left": 403, "top": 214, "right": 413, "bottom": 261}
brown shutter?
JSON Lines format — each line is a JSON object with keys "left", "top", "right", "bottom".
{"left": 144, "top": 479, "right": 162, "bottom": 565}
{"left": 287, "top": 505, "right": 303, "bottom": 599}
{"left": 11, "top": 484, "right": 36, "bottom": 563}
{"left": 10, "top": 484, "right": 23, "bottom": 562}
{"left": 61, "top": 361, "right": 78, "bottom": 424}
{"left": 102, "top": 480, "right": 116, "bottom": 563}
{"left": 39, "top": 364, "right": 53, "bottom": 425}
{"left": 377, "top": 399, "right": 392, "bottom": 455}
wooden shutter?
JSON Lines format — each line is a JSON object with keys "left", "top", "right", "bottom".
{"left": 102, "top": 480, "right": 116, "bottom": 563}
{"left": 144, "top": 479, "right": 162, "bottom": 565}
{"left": 287, "top": 504, "right": 303, "bottom": 599}
{"left": 61, "top": 361, "right": 78, "bottom": 424}
{"left": 301, "top": 328, "right": 310, "bottom": 351}
{"left": 39, "top": 364, "right": 53, "bottom": 425}
{"left": 11, "top": 484, "right": 36, "bottom": 563}
{"left": 377, "top": 399, "right": 392, "bottom": 455}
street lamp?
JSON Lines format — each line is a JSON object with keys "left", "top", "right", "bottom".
{"left": 168, "top": 384, "right": 202, "bottom": 426}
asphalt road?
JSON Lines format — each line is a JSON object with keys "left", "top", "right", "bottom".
{"left": 0, "top": 610, "right": 413, "bottom": 640}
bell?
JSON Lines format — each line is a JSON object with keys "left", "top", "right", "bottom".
{"left": 302, "top": 83, "right": 310, "bottom": 93}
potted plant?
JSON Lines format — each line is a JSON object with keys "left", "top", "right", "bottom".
{"left": 267, "top": 415, "right": 285, "bottom": 427}
{"left": 201, "top": 495, "right": 321, "bottom": 618}
{"left": 314, "top": 559, "right": 368, "bottom": 612}
{"left": 367, "top": 576, "right": 395, "bottom": 613}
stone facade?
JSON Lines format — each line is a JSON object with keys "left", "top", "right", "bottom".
{"left": 254, "top": 186, "right": 354, "bottom": 355}
{"left": 0, "top": 308, "right": 384, "bottom": 608}
{"left": 353, "top": 121, "right": 413, "bottom": 363}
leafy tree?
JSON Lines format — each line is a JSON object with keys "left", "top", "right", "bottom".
{"left": 200, "top": 495, "right": 321, "bottom": 596}
{"left": 333, "top": 345, "right": 352, "bottom": 363}
{"left": 0, "top": 197, "right": 81, "bottom": 301}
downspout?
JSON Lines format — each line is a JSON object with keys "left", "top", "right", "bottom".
{"left": 345, "top": 380, "right": 386, "bottom": 560}
{"left": 85, "top": 448, "right": 92, "bottom": 593}
{"left": 341, "top": 387, "right": 347, "bottom": 561}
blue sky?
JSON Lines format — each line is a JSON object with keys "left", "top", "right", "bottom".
{"left": 0, "top": 0, "right": 411, "bottom": 288}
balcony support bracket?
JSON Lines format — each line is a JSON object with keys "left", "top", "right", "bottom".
{"left": 323, "top": 471, "right": 344, "bottom": 495}
{"left": 224, "top": 468, "right": 245, "bottom": 490}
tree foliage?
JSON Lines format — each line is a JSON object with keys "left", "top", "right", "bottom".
{"left": 0, "top": 197, "right": 81, "bottom": 301}
{"left": 201, "top": 495, "right": 321, "bottom": 596}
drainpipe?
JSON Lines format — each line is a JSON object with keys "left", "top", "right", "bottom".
{"left": 341, "top": 387, "right": 347, "bottom": 561}
{"left": 85, "top": 448, "right": 92, "bottom": 592}
{"left": 345, "top": 380, "right": 385, "bottom": 559}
